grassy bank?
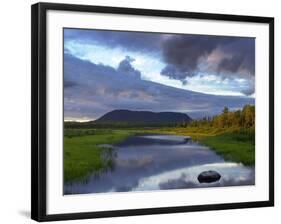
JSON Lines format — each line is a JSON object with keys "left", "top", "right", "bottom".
{"left": 64, "top": 129, "right": 134, "bottom": 183}
{"left": 150, "top": 126, "right": 255, "bottom": 165}
{"left": 200, "top": 129, "right": 255, "bottom": 165}
{"left": 64, "top": 126, "right": 255, "bottom": 183}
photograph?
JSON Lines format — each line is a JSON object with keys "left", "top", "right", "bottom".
{"left": 31, "top": 3, "right": 274, "bottom": 221}
{"left": 63, "top": 28, "right": 256, "bottom": 195}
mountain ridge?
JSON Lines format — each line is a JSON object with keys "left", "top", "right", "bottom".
{"left": 93, "top": 109, "right": 192, "bottom": 125}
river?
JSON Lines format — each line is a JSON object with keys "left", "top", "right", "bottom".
{"left": 64, "top": 134, "right": 254, "bottom": 195}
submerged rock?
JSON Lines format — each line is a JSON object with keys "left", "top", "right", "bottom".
{"left": 198, "top": 170, "right": 221, "bottom": 183}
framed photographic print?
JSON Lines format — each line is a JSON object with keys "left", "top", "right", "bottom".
{"left": 31, "top": 2, "right": 274, "bottom": 222}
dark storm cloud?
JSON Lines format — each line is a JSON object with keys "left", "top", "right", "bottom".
{"left": 160, "top": 65, "right": 193, "bottom": 81}
{"left": 161, "top": 35, "right": 229, "bottom": 78}
{"left": 65, "top": 29, "right": 255, "bottom": 86}
{"left": 217, "top": 38, "right": 255, "bottom": 76}
{"left": 64, "top": 29, "right": 164, "bottom": 53}
{"left": 64, "top": 53, "right": 254, "bottom": 120}
{"left": 160, "top": 35, "right": 255, "bottom": 80}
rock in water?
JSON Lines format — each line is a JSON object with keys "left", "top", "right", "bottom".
{"left": 198, "top": 170, "right": 221, "bottom": 183}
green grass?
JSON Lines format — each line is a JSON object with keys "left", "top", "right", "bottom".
{"left": 144, "top": 126, "right": 240, "bottom": 140}
{"left": 151, "top": 126, "right": 255, "bottom": 165}
{"left": 64, "top": 129, "right": 133, "bottom": 183}
{"left": 200, "top": 129, "right": 255, "bottom": 165}
{"left": 64, "top": 127, "right": 255, "bottom": 183}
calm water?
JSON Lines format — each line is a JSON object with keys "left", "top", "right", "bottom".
{"left": 64, "top": 134, "right": 255, "bottom": 195}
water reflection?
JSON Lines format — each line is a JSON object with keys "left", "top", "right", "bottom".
{"left": 64, "top": 134, "right": 255, "bottom": 195}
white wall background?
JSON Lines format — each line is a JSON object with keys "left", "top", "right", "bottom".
{"left": 0, "top": 0, "right": 279, "bottom": 223}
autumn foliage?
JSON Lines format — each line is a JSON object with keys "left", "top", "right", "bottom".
{"left": 187, "top": 105, "right": 255, "bottom": 129}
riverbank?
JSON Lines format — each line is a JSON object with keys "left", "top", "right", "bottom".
{"left": 150, "top": 127, "right": 255, "bottom": 165}
{"left": 64, "top": 127, "right": 255, "bottom": 183}
{"left": 64, "top": 129, "right": 134, "bottom": 182}
{"left": 200, "top": 131, "right": 254, "bottom": 165}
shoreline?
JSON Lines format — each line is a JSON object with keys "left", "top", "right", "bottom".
{"left": 64, "top": 127, "right": 254, "bottom": 183}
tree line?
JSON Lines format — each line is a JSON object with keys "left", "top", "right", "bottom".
{"left": 180, "top": 104, "right": 255, "bottom": 128}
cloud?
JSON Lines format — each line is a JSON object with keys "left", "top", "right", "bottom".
{"left": 217, "top": 38, "right": 255, "bottom": 76}
{"left": 64, "top": 28, "right": 255, "bottom": 96}
{"left": 160, "top": 64, "right": 192, "bottom": 81}
{"left": 64, "top": 29, "right": 165, "bottom": 53}
{"left": 161, "top": 35, "right": 227, "bottom": 77}
{"left": 159, "top": 35, "right": 255, "bottom": 95}
{"left": 64, "top": 53, "right": 254, "bottom": 120}
{"left": 181, "top": 74, "right": 255, "bottom": 96}
{"left": 64, "top": 80, "right": 77, "bottom": 88}
{"left": 160, "top": 35, "right": 255, "bottom": 80}
{"left": 65, "top": 29, "right": 255, "bottom": 79}
{"left": 117, "top": 56, "right": 141, "bottom": 79}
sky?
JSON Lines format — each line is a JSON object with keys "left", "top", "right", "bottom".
{"left": 64, "top": 28, "right": 255, "bottom": 121}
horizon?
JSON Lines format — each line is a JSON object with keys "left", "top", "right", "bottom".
{"left": 64, "top": 106, "right": 254, "bottom": 122}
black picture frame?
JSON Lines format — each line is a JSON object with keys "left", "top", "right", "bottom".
{"left": 31, "top": 2, "right": 274, "bottom": 222}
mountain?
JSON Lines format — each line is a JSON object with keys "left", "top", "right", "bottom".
{"left": 93, "top": 109, "right": 192, "bottom": 125}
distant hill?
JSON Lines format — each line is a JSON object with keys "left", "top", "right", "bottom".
{"left": 93, "top": 109, "right": 192, "bottom": 125}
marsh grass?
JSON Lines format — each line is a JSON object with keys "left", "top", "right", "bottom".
{"left": 200, "top": 129, "right": 255, "bottom": 165}
{"left": 150, "top": 127, "right": 255, "bottom": 165}
{"left": 64, "top": 129, "right": 133, "bottom": 183}
{"left": 64, "top": 127, "right": 255, "bottom": 183}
